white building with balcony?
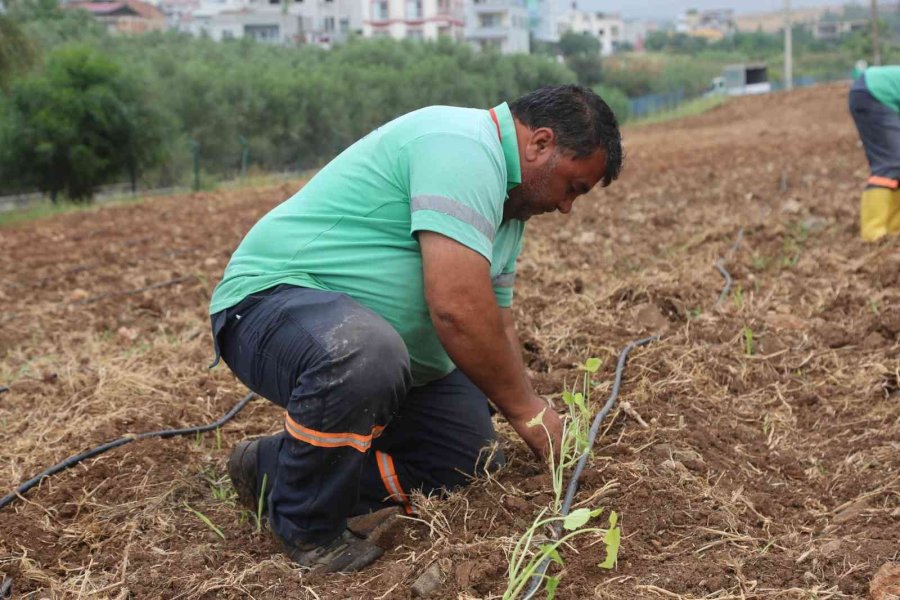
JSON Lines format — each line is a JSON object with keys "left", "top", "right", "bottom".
{"left": 362, "top": 0, "right": 465, "bottom": 41}
{"left": 465, "top": 0, "right": 529, "bottom": 54}
{"left": 186, "top": 0, "right": 364, "bottom": 46}
{"left": 556, "top": 9, "right": 623, "bottom": 55}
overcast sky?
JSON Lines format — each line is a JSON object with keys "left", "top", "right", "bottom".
{"left": 576, "top": 0, "right": 873, "bottom": 20}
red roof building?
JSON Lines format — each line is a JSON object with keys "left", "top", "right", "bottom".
{"left": 64, "top": 0, "right": 167, "bottom": 34}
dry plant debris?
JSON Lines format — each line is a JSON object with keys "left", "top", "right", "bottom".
{"left": 1, "top": 83, "right": 898, "bottom": 599}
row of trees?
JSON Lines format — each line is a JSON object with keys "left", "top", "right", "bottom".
{"left": 4, "top": 0, "right": 891, "bottom": 201}
{"left": 0, "top": 1, "right": 578, "bottom": 200}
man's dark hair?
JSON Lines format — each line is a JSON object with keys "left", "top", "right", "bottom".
{"left": 509, "top": 84, "right": 623, "bottom": 187}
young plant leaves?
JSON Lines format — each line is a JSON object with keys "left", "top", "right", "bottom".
{"left": 598, "top": 510, "right": 621, "bottom": 569}
{"left": 562, "top": 507, "right": 592, "bottom": 531}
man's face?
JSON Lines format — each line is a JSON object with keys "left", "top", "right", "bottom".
{"left": 504, "top": 128, "right": 608, "bottom": 222}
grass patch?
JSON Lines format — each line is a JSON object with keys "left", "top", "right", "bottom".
{"left": 631, "top": 95, "right": 728, "bottom": 126}
{"left": 0, "top": 171, "right": 308, "bottom": 228}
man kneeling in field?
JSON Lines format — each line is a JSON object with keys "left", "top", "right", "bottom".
{"left": 208, "top": 84, "right": 623, "bottom": 572}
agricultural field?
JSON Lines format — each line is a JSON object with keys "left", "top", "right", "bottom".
{"left": 1, "top": 82, "right": 898, "bottom": 599}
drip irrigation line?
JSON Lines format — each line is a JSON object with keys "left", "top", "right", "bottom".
{"left": 523, "top": 228, "right": 745, "bottom": 599}
{"left": 715, "top": 228, "right": 744, "bottom": 306}
{"left": 0, "top": 392, "right": 256, "bottom": 511}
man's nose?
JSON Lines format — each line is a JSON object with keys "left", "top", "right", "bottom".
{"left": 557, "top": 198, "right": 575, "bottom": 214}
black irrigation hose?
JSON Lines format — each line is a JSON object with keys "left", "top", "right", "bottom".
{"left": 715, "top": 228, "right": 745, "bottom": 306}
{"left": 522, "top": 229, "right": 744, "bottom": 599}
{"left": 0, "top": 392, "right": 256, "bottom": 511}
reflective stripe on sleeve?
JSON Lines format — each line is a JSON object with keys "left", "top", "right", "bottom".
{"left": 411, "top": 195, "right": 496, "bottom": 242}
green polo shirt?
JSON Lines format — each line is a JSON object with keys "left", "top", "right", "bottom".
{"left": 210, "top": 103, "right": 525, "bottom": 386}
{"left": 866, "top": 66, "right": 900, "bottom": 113}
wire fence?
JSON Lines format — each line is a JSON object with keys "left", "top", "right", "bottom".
{"left": 628, "top": 88, "right": 688, "bottom": 120}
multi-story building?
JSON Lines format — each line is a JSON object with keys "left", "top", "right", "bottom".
{"left": 362, "top": 0, "right": 465, "bottom": 42}
{"left": 465, "top": 0, "right": 528, "bottom": 53}
{"left": 526, "top": 0, "right": 559, "bottom": 43}
{"left": 556, "top": 9, "right": 623, "bottom": 55}
{"left": 63, "top": 0, "right": 167, "bottom": 34}
{"left": 675, "top": 8, "right": 734, "bottom": 40}
{"left": 187, "top": 0, "right": 364, "bottom": 46}
{"left": 812, "top": 18, "right": 868, "bottom": 41}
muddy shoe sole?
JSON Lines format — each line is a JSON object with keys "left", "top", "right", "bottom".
{"left": 347, "top": 506, "right": 402, "bottom": 541}
{"left": 227, "top": 439, "right": 261, "bottom": 510}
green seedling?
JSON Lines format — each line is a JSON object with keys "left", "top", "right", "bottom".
{"left": 202, "top": 467, "right": 235, "bottom": 503}
{"left": 868, "top": 298, "right": 880, "bottom": 315}
{"left": 184, "top": 501, "right": 225, "bottom": 540}
{"left": 741, "top": 326, "right": 755, "bottom": 356}
{"left": 255, "top": 472, "right": 268, "bottom": 535}
{"left": 503, "top": 507, "right": 610, "bottom": 600}
{"left": 732, "top": 285, "right": 744, "bottom": 309}
{"left": 215, "top": 427, "right": 222, "bottom": 450}
{"left": 505, "top": 358, "right": 620, "bottom": 598}
{"left": 750, "top": 254, "right": 770, "bottom": 271}
{"left": 598, "top": 511, "right": 621, "bottom": 569}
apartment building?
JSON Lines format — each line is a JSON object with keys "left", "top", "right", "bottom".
{"left": 465, "top": 0, "right": 528, "bottom": 53}
{"left": 675, "top": 8, "right": 734, "bottom": 40}
{"left": 362, "top": 0, "right": 465, "bottom": 42}
{"left": 187, "top": 0, "right": 364, "bottom": 46}
{"left": 556, "top": 9, "right": 624, "bottom": 55}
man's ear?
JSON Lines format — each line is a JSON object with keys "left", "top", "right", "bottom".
{"left": 525, "top": 127, "right": 556, "bottom": 161}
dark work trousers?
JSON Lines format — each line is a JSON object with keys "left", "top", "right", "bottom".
{"left": 210, "top": 284, "right": 502, "bottom": 547}
{"left": 849, "top": 73, "right": 900, "bottom": 183}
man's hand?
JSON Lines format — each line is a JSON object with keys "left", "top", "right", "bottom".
{"left": 506, "top": 396, "right": 563, "bottom": 462}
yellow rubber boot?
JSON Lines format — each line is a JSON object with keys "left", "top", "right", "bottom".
{"left": 888, "top": 188, "right": 900, "bottom": 235}
{"left": 860, "top": 187, "right": 900, "bottom": 241}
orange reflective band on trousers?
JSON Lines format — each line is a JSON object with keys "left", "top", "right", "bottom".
{"left": 375, "top": 450, "right": 414, "bottom": 515}
{"left": 284, "top": 413, "right": 384, "bottom": 453}
{"left": 868, "top": 175, "right": 899, "bottom": 189}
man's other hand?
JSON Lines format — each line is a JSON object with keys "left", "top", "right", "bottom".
{"left": 507, "top": 397, "right": 563, "bottom": 463}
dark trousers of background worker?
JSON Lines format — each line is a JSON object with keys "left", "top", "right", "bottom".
{"left": 849, "top": 73, "right": 900, "bottom": 182}
{"left": 211, "top": 284, "right": 502, "bottom": 548}
{"left": 848, "top": 73, "right": 900, "bottom": 240}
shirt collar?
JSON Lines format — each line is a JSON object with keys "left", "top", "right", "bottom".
{"left": 490, "top": 102, "right": 522, "bottom": 191}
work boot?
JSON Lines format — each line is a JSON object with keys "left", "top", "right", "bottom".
{"left": 281, "top": 529, "right": 384, "bottom": 573}
{"left": 860, "top": 186, "right": 900, "bottom": 241}
{"left": 227, "top": 438, "right": 267, "bottom": 510}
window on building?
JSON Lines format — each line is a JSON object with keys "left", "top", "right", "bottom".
{"left": 611, "top": 26, "right": 618, "bottom": 36}
{"left": 407, "top": 28, "right": 423, "bottom": 39}
{"left": 222, "top": 29, "right": 234, "bottom": 38}
{"left": 339, "top": 17, "right": 349, "bottom": 31}
{"left": 437, "top": 0, "right": 450, "bottom": 12}
{"left": 406, "top": 0, "right": 422, "bottom": 19}
{"left": 373, "top": 0, "right": 388, "bottom": 19}
{"left": 479, "top": 12, "right": 501, "bottom": 27}
{"left": 373, "top": 29, "right": 390, "bottom": 37}
{"left": 244, "top": 24, "right": 280, "bottom": 42}
{"left": 323, "top": 16, "right": 335, "bottom": 31}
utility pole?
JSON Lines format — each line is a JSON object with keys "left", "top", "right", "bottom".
{"left": 784, "top": 0, "right": 793, "bottom": 91}
{"left": 871, "top": 0, "right": 881, "bottom": 66}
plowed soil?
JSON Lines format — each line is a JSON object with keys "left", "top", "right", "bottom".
{"left": 1, "top": 82, "right": 898, "bottom": 600}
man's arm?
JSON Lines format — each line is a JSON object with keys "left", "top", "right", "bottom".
{"left": 419, "top": 231, "right": 562, "bottom": 460}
